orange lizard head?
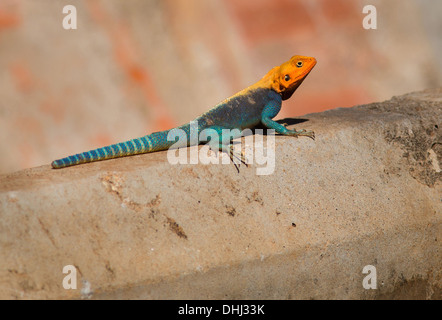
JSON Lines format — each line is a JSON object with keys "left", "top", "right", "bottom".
{"left": 271, "top": 55, "right": 317, "bottom": 100}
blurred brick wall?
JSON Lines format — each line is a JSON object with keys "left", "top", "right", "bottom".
{"left": 0, "top": 0, "right": 441, "bottom": 173}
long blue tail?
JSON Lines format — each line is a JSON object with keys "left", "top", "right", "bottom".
{"left": 51, "top": 129, "right": 177, "bottom": 169}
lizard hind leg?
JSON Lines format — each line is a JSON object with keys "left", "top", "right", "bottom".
{"left": 201, "top": 125, "right": 248, "bottom": 172}
{"left": 215, "top": 143, "right": 248, "bottom": 173}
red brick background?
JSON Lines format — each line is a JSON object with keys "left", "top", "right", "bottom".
{"left": 0, "top": 0, "right": 441, "bottom": 173}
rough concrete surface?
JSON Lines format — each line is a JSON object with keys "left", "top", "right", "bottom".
{"left": 0, "top": 88, "right": 441, "bottom": 300}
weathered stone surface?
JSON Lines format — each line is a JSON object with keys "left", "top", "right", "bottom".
{"left": 0, "top": 89, "right": 440, "bottom": 299}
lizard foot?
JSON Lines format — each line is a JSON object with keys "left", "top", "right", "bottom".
{"left": 286, "top": 128, "right": 315, "bottom": 140}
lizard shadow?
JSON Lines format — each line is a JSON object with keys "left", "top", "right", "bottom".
{"left": 251, "top": 118, "right": 310, "bottom": 135}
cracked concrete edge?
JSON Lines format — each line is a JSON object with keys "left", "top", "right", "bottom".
{"left": 0, "top": 88, "right": 441, "bottom": 299}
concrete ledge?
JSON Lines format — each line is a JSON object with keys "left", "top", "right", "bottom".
{"left": 1, "top": 88, "right": 441, "bottom": 299}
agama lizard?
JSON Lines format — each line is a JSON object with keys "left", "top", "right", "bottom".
{"left": 51, "top": 55, "right": 316, "bottom": 169}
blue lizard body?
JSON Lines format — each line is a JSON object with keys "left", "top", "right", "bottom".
{"left": 51, "top": 55, "right": 316, "bottom": 169}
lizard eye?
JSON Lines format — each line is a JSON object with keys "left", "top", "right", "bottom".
{"left": 284, "top": 74, "right": 290, "bottom": 81}
{"left": 296, "top": 61, "right": 303, "bottom": 68}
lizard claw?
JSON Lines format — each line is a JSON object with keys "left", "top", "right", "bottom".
{"left": 229, "top": 144, "right": 248, "bottom": 172}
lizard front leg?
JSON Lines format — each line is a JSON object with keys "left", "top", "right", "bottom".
{"left": 261, "top": 100, "right": 315, "bottom": 140}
